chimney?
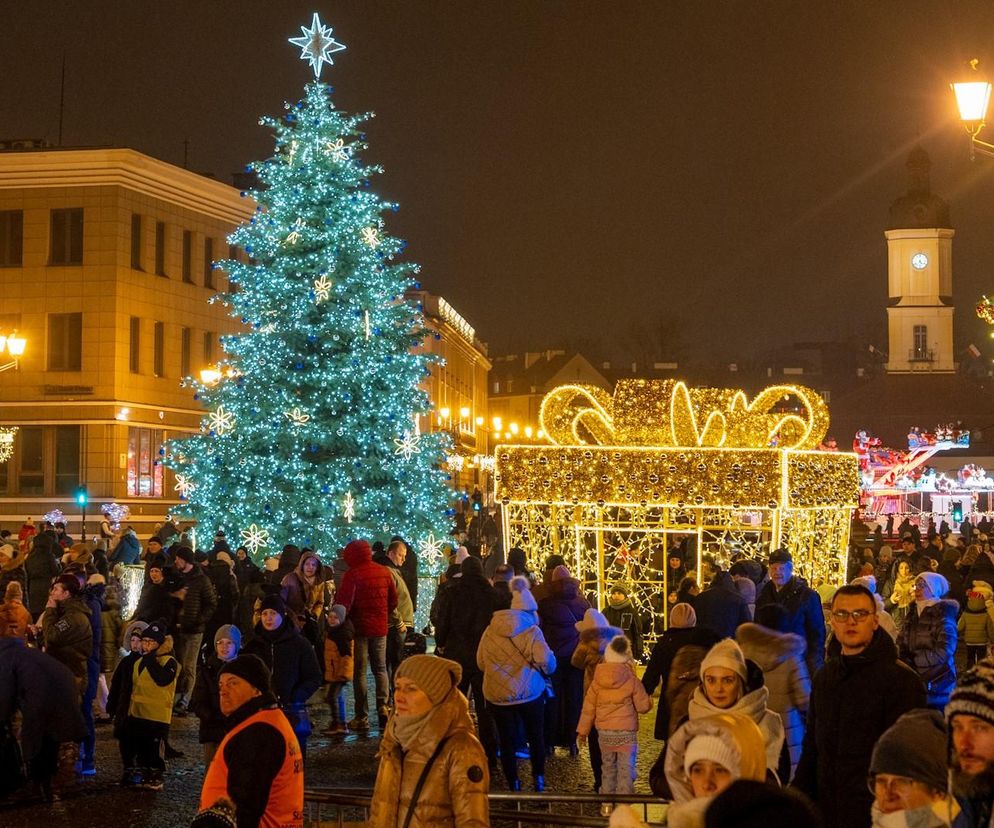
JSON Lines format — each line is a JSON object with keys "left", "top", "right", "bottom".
{"left": 524, "top": 352, "right": 542, "bottom": 370}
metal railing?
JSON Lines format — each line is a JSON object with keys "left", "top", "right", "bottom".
{"left": 303, "top": 787, "right": 669, "bottom": 827}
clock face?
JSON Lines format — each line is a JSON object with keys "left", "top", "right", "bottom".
{"left": 911, "top": 253, "right": 928, "bottom": 270}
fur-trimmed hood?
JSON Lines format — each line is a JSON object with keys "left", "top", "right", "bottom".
{"left": 736, "top": 622, "right": 806, "bottom": 671}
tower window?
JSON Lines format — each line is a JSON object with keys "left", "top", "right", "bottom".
{"left": 913, "top": 325, "right": 928, "bottom": 360}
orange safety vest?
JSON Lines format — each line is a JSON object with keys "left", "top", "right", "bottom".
{"left": 200, "top": 707, "right": 304, "bottom": 828}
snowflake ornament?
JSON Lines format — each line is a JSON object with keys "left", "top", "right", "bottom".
{"left": 325, "top": 138, "right": 349, "bottom": 162}
{"left": 393, "top": 431, "right": 422, "bottom": 460}
{"left": 418, "top": 533, "right": 445, "bottom": 566}
{"left": 284, "top": 407, "right": 311, "bottom": 426}
{"left": 343, "top": 491, "right": 356, "bottom": 524}
{"left": 361, "top": 227, "right": 380, "bottom": 248}
{"left": 207, "top": 406, "right": 235, "bottom": 435}
{"left": 313, "top": 275, "right": 332, "bottom": 303}
{"left": 447, "top": 453, "right": 465, "bottom": 471}
{"left": 174, "top": 474, "right": 196, "bottom": 498}
{"left": 240, "top": 523, "right": 270, "bottom": 555}
{"left": 286, "top": 218, "right": 305, "bottom": 245}
{"left": 288, "top": 12, "right": 346, "bottom": 79}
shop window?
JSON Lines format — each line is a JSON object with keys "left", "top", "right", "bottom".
{"left": 127, "top": 427, "right": 164, "bottom": 497}
{"left": 17, "top": 427, "right": 43, "bottom": 495}
{"left": 54, "top": 425, "right": 80, "bottom": 495}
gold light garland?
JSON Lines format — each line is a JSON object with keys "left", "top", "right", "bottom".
{"left": 0, "top": 427, "right": 18, "bottom": 464}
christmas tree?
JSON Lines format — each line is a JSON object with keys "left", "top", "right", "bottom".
{"left": 165, "top": 14, "right": 452, "bottom": 571}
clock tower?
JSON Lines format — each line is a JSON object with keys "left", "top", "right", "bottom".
{"left": 884, "top": 146, "right": 955, "bottom": 373}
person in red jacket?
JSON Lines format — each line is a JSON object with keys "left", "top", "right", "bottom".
{"left": 335, "top": 538, "right": 397, "bottom": 730}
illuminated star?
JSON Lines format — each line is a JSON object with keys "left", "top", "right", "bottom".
{"left": 286, "top": 218, "right": 305, "bottom": 245}
{"left": 207, "top": 405, "right": 235, "bottom": 435}
{"left": 325, "top": 138, "right": 349, "bottom": 162}
{"left": 418, "top": 533, "right": 445, "bottom": 566}
{"left": 288, "top": 12, "right": 346, "bottom": 79}
{"left": 393, "top": 431, "right": 422, "bottom": 460}
{"left": 343, "top": 491, "right": 356, "bottom": 524}
{"left": 284, "top": 407, "right": 311, "bottom": 426}
{"left": 173, "top": 474, "right": 196, "bottom": 498}
{"left": 361, "top": 227, "right": 380, "bottom": 248}
{"left": 313, "top": 275, "right": 332, "bottom": 302}
{"left": 240, "top": 523, "right": 270, "bottom": 554}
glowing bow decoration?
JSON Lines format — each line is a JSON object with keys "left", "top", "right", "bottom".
{"left": 539, "top": 380, "right": 830, "bottom": 450}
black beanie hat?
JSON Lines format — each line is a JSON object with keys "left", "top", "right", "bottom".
{"left": 461, "top": 556, "right": 483, "bottom": 577}
{"left": 259, "top": 593, "right": 287, "bottom": 617}
{"left": 219, "top": 654, "right": 272, "bottom": 693}
{"left": 173, "top": 546, "right": 195, "bottom": 565}
{"left": 705, "top": 780, "right": 822, "bottom": 828}
{"left": 871, "top": 709, "right": 947, "bottom": 792}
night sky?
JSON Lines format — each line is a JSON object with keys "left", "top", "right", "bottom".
{"left": 6, "top": 1, "right": 994, "bottom": 363}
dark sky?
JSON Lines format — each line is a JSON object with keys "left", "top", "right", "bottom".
{"left": 7, "top": 1, "right": 994, "bottom": 362}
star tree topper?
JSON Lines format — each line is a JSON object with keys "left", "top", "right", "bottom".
{"left": 289, "top": 12, "right": 346, "bottom": 79}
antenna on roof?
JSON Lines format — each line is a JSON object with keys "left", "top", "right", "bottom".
{"left": 58, "top": 53, "right": 66, "bottom": 147}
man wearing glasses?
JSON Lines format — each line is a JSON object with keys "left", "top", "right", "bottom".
{"left": 793, "top": 584, "right": 926, "bottom": 828}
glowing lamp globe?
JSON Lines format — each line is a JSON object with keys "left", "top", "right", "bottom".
{"left": 953, "top": 80, "right": 992, "bottom": 123}
{"left": 7, "top": 335, "right": 26, "bottom": 357}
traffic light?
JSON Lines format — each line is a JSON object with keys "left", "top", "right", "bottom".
{"left": 75, "top": 485, "right": 88, "bottom": 507}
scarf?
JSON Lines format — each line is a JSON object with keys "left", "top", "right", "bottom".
{"left": 391, "top": 708, "right": 433, "bottom": 752}
{"left": 688, "top": 684, "right": 784, "bottom": 772}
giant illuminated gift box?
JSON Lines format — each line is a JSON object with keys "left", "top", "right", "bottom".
{"left": 494, "top": 380, "right": 860, "bottom": 629}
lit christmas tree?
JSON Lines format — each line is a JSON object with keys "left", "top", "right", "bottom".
{"left": 165, "top": 14, "right": 452, "bottom": 571}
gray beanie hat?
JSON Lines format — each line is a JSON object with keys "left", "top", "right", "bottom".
{"left": 870, "top": 709, "right": 947, "bottom": 792}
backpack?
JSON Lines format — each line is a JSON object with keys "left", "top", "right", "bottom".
{"left": 663, "top": 644, "right": 709, "bottom": 737}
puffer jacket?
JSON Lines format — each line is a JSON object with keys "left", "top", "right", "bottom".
{"left": 896, "top": 598, "right": 959, "bottom": 708}
{"left": 100, "top": 587, "right": 125, "bottom": 673}
{"left": 190, "top": 652, "right": 231, "bottom": 744}
{"left": 958, "top": 594, "right": 994, "bottom": 647}
{"left": 736, "top": 622, "right": 810, "bottom": 777}
{"left": 576, "top": 661, "right": 651, "bottom": 735}
{"left": 477, "top": 608, "right": 556, "bottom": 705}
{"left": 435, "top": 572, "right": 500, "bottom": 674}
{"left": 571, "top": 625, "right": 624, "bottom": 694}
{"left": 369, "top": 687, "right": 489, "bottom": 828}
{"left": 110, "top": 531, "right": 141, "bottom": 565}
{"left": 755, "top": 575, "right": 826, "bottom": 677}
{"left": 337, "top": 542, "right": 397, "bottom": 638}
{"left": 24, "top": 534, "right": 61, "bottom": 615}
{"left": 243, "top": 618, "right": 322, "bottom": 731}
{"left": 537, "top": 577, "right": 590, "bottom": 663}
{"left": 323, "top": 620, "right": 354, "bottom": 683}
{"left": 42, "top": 595, "right": 93, "bottom": 684}
{"left": 280, "top": 550, "right": 326, "bottom": 627}
{"left": 176, "top": 564, "right": 217, "bottom": 634}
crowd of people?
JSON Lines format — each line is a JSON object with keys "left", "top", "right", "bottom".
{"left": 8, "top": 513, "right": 994, "bottom": 827}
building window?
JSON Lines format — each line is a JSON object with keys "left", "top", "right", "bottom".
{"left": 0, "top": 210, "right": 23, "bottom": 267}
{"left": 913, "top": 324, "right": 928, "bottom": 360}
{"left": 49, "top": 208, "right": 83, "bottom": 265}
{"left": 127, "top": 427, "right": 164, "bottom": 497}
{"left": 182, "top": 230, "right": 193, "bottom": 283}
{"left": 204, "top": 237, "right": 215, "bottom": 289}
{"left": 47, "top": 312, "right": 82, "bottom": 371}
{"left": 54, "top": 425, "right": 81, "bottom": 495}
{"left": 153, "top": 321, "right": 165, "bottom": 377}
{"left": 203, "top": 331, "right": 215, "bottom": 363}
{"left": 130, "top": 317, "right": 141, "bottom": 373}
{"left": 17, "top": 426, "right": 43, "bottom": 495}
{"left": 155, "top": 221, "right": 167, "bottom": 276}
{"left": 130, "top": 213, "right": 143, "bottom": 271}
{"left": 181, "top": 327, "right": 191, "bottom": 376}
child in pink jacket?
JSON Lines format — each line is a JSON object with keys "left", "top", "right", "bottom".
{"left": 577, "top": 633, "right": 652, "bottom": 794}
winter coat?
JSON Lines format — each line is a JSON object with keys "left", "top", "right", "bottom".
{"left": 107, "top": 650, "right": 141, "bottom": 739}
{"left": 603, "top": 596, "right": 644, "bottom": 660}
{"left": 571, "top": 625, "right": 624, "bottom": 695}
{"left": 792, "top": 628, "right": 928, "bottom": 828}
{"left": 0, "top": 545, "right": 27, "bottom": 595}
{"left": 206, "top": 560, "right": 238, "bottom": 630}
{"left": 959, "top": 597, "right": 994, "bottom": 647}
{"left": 110, "top": 531, "right": 141, "bottom": 565}
{"left": 0, "top": 637, "right": 86, "bottom": 762}
{"left": 755, "top": 575, "right": 827, "bottom": 677}
{"left": 323, "top": 620, "right": 354, "bottom": 683}
{"left": 129, "top": 635, "right": 179, "bottom": 725}
{"left": 476, "top": 608, "right": 556, "bottom": 705}
{"left": 133, "top": 580, "right": 178, "bottom": 629}
{"left": 694, "top": 572, "right": 751, "bottom": 640}
{"left": 369, "top": 687, "right": 489, "bottom": 828}
{"left": 576, "top": 661, "right": 651, "bottom": 736}
{"left": 190, "top": 653, "right": 232, "bottom": 744}
{"left": 176, "top": 564, "right": 217, "bottom": 634}
{"left": 736, "top": 622, "right": 811, "bottom": 777}
{"left": 279, "top": 551, "right": 326, "bottom": 627}
{"left": 0, "top": 597, "right": 31, "bottom": 639}
{"left": 336, "top": 543, "right": 397, "bottom": 638}
{"left": 234, "top": 556, "right": 260, "bottom": 593}
{"left": 243, "top": 619, "right": 322, "bottom": 731}
{"left": 42, "top": 595, "right": 93, "bottom": 684}
{"left": 24, "top": 533, "right": 61, "bottom": 615}
{"left": 641, "top": 626, "right": 720, "bottom": 740}
{"left": 435, "top": 572, "right": 500, "bottom": 674}
{"left": 383, "top": 563, "right": 414, "bottom": 629}
{"left": 100, "top": 591, "right": 125, "bottom": 673}
{"left": 896, "top": 599, "right": 959, "bottom": 708}
{"left": 537, "top": 577, "right": 590, "bottom": 663}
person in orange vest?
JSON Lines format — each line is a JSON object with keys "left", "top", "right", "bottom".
{"left": 200, "top": 654, "right": 304, "bottom": 828}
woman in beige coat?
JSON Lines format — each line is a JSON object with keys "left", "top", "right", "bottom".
{"left": 370, "top": 655, "right": 489, "bottom": 828}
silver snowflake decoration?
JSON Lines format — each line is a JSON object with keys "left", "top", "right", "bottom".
{"left": 361, "top": 226, "right": 380, "bottom": 248}
{"left": 343, "top": 491, "right": 356, "bottom": 524}
{"left": 418, "top": 533, "right": 445, "bottom": 566}
{"left": 393, "top": 431, "right": 422, "bottom": 460}
{"left": 325, "top": 138, "right": 349, "bottom": 162}
{"left": 207, "top": 405, "right": 235, "bottom": 435}
{"left": 288, "top": 12, "right": 346, "bottom": 79}
{"left": 240, "top": 523, "right": 270, "bottom": 555}
{"left": 173, "top": 474, "right": 195, "bottom": 498}
{"left": 313, "top": 275, "right": 332, "bottom": 303}
{"left": 284, "top": 407, "right": 310, "bottom": 427}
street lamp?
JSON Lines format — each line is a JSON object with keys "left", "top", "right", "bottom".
{"left": 0, "top": 331, "right": 27, "bottom": 373}
{"left": 952, "top": 59, "right": 994, "bottom": 159}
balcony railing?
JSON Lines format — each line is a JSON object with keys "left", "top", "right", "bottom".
{"left": 908, "top": 348, "right": 936, "bottom": 363}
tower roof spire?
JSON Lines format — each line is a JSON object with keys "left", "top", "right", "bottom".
{"left": 887, "top": 145, "right": 951, "bottom": 230}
